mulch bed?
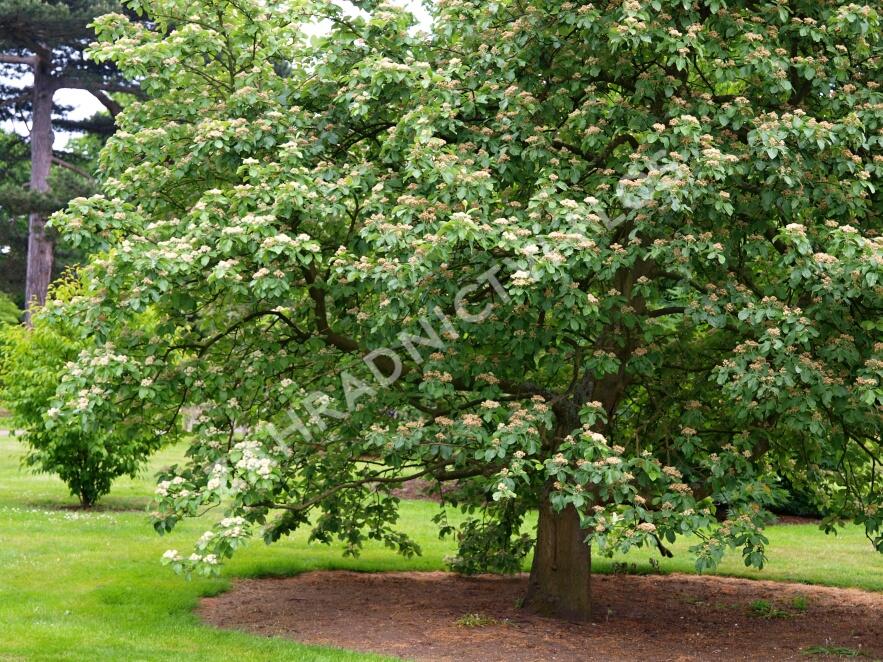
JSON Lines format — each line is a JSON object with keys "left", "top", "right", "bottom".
{"left": 198, "top": 570, "right": 883, "bottom": 661}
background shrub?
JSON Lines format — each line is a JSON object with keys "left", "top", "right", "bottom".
{"left": 0, "top": 285, "right": 161, "bottom": 506}
{"left": 772, "top": 478, "right": 826, "bottom": 519}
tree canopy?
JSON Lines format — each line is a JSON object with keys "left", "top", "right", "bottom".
{"left": 46, "top": 0, "right": 881, "bottom": 618}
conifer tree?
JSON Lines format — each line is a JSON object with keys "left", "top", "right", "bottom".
{"left": 0, "top": 0, "right": 136, "bottom": 318}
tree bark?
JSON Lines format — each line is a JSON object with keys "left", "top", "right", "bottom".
{"left": 523, "top": 490, "right": 591, "bottom": 620}
{"left": 24, "top": 54, "right": 56, "bottom": 323}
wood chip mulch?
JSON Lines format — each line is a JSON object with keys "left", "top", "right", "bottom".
{"left": 198, "top": 570, "right": 883, "bottom": 661}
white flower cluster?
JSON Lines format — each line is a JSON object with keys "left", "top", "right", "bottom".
{"left": 584, "top": 430, "right": 607, "bottom": 445}
{"left": 162, "top": 549, "right": 182, "bottom": 562}
{"left": 155, "top": 475, "right": 187, "bottom": 497}
{"left": 218, "top": 516, "right": 249, "bottom": 539}
{"left": 233, "top": 440, "right": 276, "bottom": 478}
{"left": 205, "top": 462, "right": 228, "bottom": 491}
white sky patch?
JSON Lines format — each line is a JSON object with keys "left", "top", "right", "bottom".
{"left": 1, "top": 69, "right": 104, "bottom": 150}
{"left": 303, "top": 1, "right": 431, "bottom": 37}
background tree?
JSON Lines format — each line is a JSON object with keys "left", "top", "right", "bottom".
{"left": 0, "top": 128, "right": 99, "bottom": 305}
{"left": 0, "top": 131, "right": 31, "bottom": 301}
{"left": 48, "top": 0, "right": 881, "bottom": 620}
{"left": 0, "top": 0, "right": 136, "bottom": 318}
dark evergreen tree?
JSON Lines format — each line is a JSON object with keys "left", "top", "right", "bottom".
{"left": 0, "top": 128, "right": 97, "bottom": 305}
{"left": 0, "top": 0, "right": 138, "bottom": 319}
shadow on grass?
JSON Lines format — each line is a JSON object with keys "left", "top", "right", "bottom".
{"left": 21, "top": 498, "right": 152, "bottom": 513}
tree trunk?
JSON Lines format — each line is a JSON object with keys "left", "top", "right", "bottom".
{"left": 24, "top": 55, "right": 56, "bottom": 323}
{"left": 523, "top": 491, "right": 591, "bottom": 620}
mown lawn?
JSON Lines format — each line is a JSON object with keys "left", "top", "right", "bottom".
{"left": 1, "top": 432, "right": 881, "bottom": 661}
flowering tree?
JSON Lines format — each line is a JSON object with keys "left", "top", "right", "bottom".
{"left": 48, "top": 0, "right": 881, "bottom": 619}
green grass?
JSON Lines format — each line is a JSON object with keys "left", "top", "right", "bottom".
{"left": 748, "top": 599, "right": 792, "bottom": 619}
{"left": 454, "top": 613, "right": 508, "bottom": 628}
{"left": 802, "top": 645, "right": 868, "bottom": 658}
{"left": 1, "top": 432, "right": 881, "bottom": 660}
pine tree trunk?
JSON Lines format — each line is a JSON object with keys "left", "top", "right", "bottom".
{"left": 24, "top": 56, "right": 55, "bottom": 323}
{"left": 522, "top": 490, "right": 591, "bottom": 620}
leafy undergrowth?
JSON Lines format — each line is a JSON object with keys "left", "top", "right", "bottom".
{"left": 0, "top": 434, "right": 881, "bottom": 660}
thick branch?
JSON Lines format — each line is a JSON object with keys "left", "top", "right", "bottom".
{"left": 0, "top": 92, "right": 31, "bottom": 108}
{"left": 53, "top": 116, "right": 116, "bottom": 136}
{"left": 55, "top": 77, "right": 144, "bottom": 99}
{"left": 553, "top": 133, "right": 639, "bottom": 167}
{"left": 89, "top": 90, "right": 123, "bottom": 117}
{"left": 0, "top": 54, "right": 36, "bottom": 66}
{"left": 645, "top": 306, "right": 686, "bottom": 318}
{"left": 268, "top": 463, "right": 491, "bottom": 513}
{"left": 51, "top": 156, "right": 94, "bottom": 181}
